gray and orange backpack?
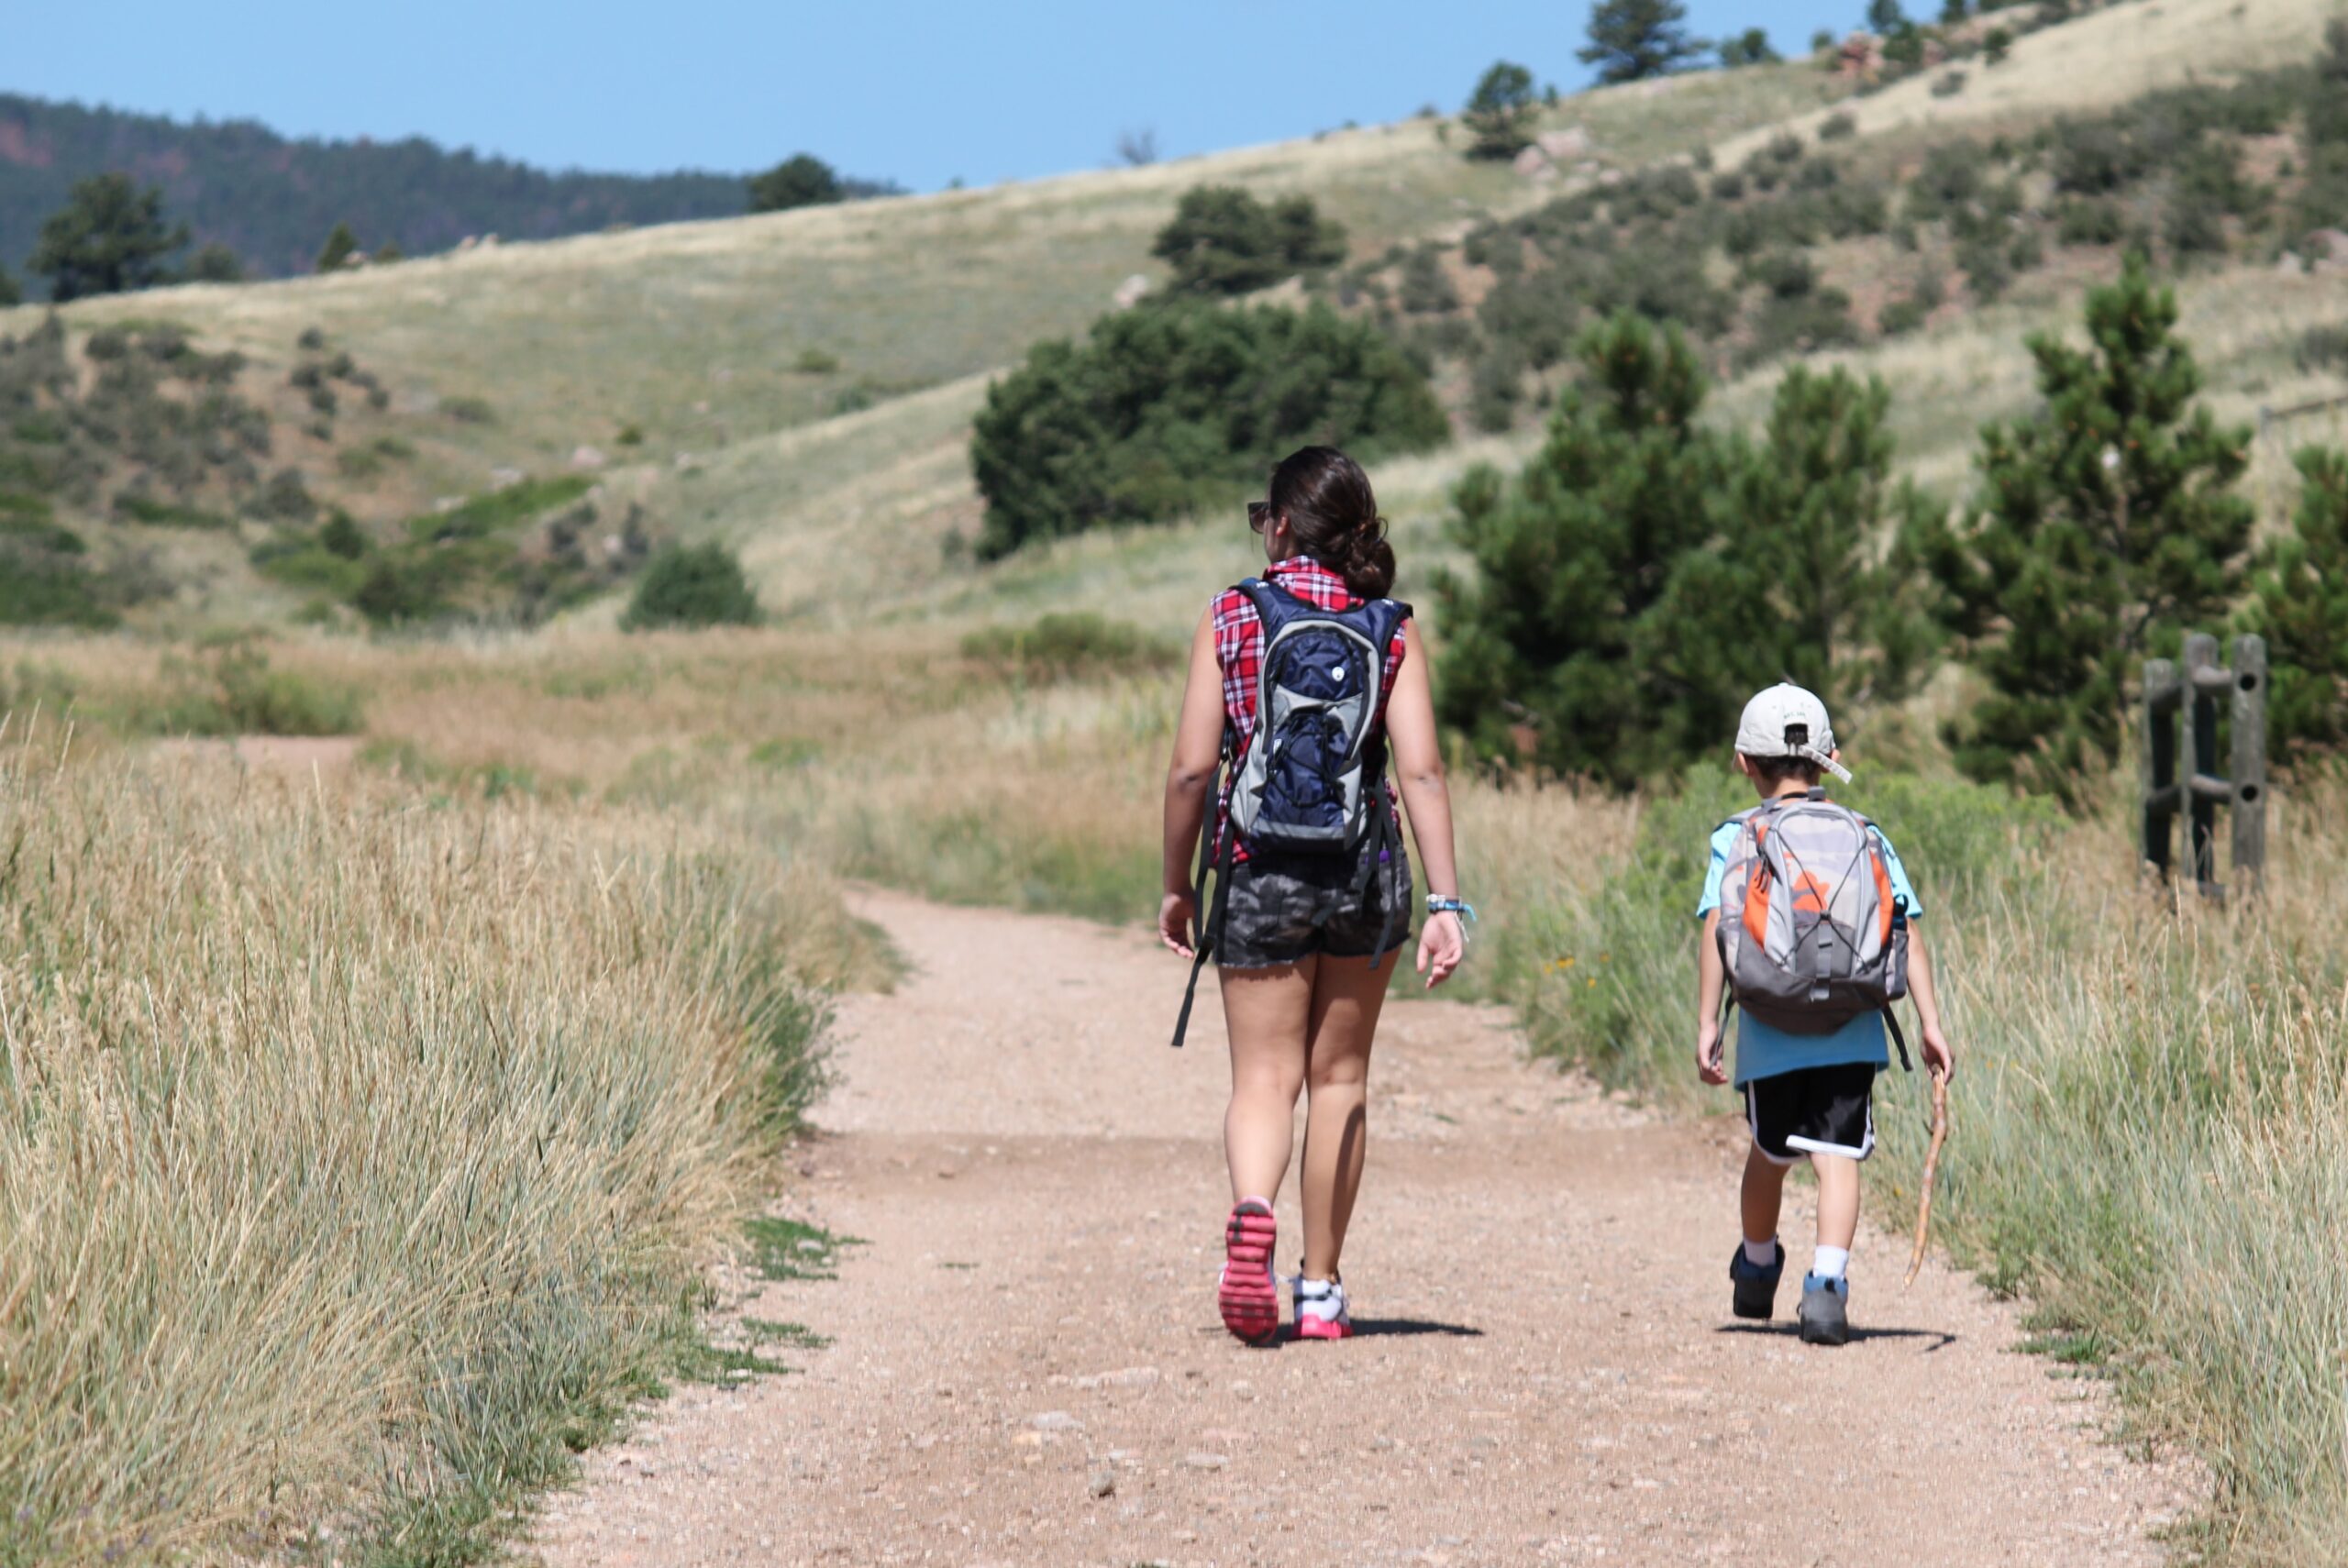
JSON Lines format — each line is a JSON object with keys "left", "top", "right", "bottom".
{"left": 1715, "top": 790, "right": 1912, "bottom": 1065}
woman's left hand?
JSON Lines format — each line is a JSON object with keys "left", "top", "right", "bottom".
{"left": 1417, "top": 910, "right": 1466, "bottom": 989}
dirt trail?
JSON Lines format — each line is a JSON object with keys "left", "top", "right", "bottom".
{"left": 532, "top": 889, "right": 2196, "bottom": 1567}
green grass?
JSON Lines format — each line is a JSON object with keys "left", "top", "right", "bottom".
{"left": 0, "top": 556, "right": 115, "bottom": 628}
{"left": 743, "top": 1217, "right": 860, "bottom": 1282}
{"left": 738, "top": 1318, "right": 833, "bottom": 1351}
{"left": 252, "top": 475, "right": 604, "bottom": 624}
{"left": 129, "top": 641, "right": 366, "bottom": 736}
{"left": 404, "top": 475, "right": 592, "bottom": 544}
{"left": 959, "top": 613, "right": 1180, "bottom": 680}
{"left": 111, "top": 493, "right": 233, "bottom": 529}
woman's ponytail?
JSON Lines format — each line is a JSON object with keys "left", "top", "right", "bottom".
{"left": 1338, "top": 516, "right": 1396, "bottom": 601}
{"left": 1265, "top": 446, "right": 1398, "bottom": 601}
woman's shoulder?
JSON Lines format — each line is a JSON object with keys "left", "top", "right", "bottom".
{"left": 1211, "top": 584, "right": 1255, "bottom": 623}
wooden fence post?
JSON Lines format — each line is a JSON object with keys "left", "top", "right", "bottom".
{"left": 2183, "top": 633, "right": 2222, "bottom": 897}
{"left": 2142, "top": 657, "right": 2178, "bottom": 878}
{"left": 2231, "top": 635, "right": 2267, "bottom": 890}
{"left": 2139, "top": 632, "right": 2267, "bottom": 899}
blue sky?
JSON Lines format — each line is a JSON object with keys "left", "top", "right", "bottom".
{"left": 15, "top": 3, "right": 1864, "bottom": 191}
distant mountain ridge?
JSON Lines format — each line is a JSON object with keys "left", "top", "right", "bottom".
{"left": 0, "top": 93, "right": 887, "bottom": 287}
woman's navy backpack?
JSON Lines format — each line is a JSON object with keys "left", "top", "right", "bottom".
{"left": 1170, "top": 578, "right": 1410, "bottom": 1048}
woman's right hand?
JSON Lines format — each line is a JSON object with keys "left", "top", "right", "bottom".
{"left": 1158, "top": 891, "right": 1198, "bottom": 958}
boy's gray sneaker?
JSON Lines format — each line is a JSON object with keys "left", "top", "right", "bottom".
{"left": 1729, "top": 1241, "right": 1785, "bottom": 1320}
{"left": 1798, "top": 1273, "right": 1851, "bottom": 1346}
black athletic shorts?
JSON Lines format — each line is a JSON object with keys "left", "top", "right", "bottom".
{"left": 1214, "top": 835, "right": 1413, "bottom": 970}
{"left": 1744, "top": 1062, "right": 1878, "bottom": 1164}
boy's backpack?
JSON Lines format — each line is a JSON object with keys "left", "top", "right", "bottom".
{"left": 1715, "top": 790, "right": 1912, "bottom": 1061}
{"left": 1170, "top": 578, "right": 1411, "bottom": 1049}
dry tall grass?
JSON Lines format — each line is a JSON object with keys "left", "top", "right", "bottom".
{"left": 1912, "top": 784, "right": 2348, "bottom": 1566}
{"left": 0, "top": 714, "right": 851, "bottom": 1564}
{"left": 7, "top": 607, "right": 2343, "bottom": 1560}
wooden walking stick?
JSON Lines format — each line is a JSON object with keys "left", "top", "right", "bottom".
{"left": 1903, "top": 1070, "right": 1950, "bottom": 1289}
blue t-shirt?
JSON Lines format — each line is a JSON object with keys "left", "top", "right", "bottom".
{"left": 1697, "top": 813, "right": 1922, "bottom": 1086}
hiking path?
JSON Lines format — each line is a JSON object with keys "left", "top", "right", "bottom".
{"left": 530, "top": 889, "right": 2196, "bottom": 1568}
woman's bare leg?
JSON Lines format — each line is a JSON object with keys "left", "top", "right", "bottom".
{"left": 1298, "top": 954, "right": 1397, "bottom": 1278}
{"left": 1220, "top": 958, "right": 1316, "bottom": 1204}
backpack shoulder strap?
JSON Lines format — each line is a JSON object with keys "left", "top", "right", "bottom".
{"left": 1169, "top": 823, "right": 1239, "bottom": 1050}
{"left": 1364, "top": 598, "right": 1411, "bottom": 675}
{"left": 1236, "top": 576, "right": 1306, "bottom": 638}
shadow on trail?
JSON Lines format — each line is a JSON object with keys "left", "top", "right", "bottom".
{"left": 1341, "top": 1318, "right": 1485, "bottom": 1339}
{"left": 1205, "top": 1319, "right": 1487, "bottom": 1344}
{"left": 1715, "top": 1323, "right": 1959, "bottom": 1352}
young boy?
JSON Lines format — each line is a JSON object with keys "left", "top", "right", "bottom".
{"left": 1694, "top": 683, "right": 1955, "bottom": 1346}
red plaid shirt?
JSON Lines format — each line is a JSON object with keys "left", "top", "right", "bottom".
{"left": 1210, "top": 557, "right": 1410, "bottom": 862}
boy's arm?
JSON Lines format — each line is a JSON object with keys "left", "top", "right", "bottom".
{"left": 1695, "top": 911, "right": 1729, "bottom": 1086}
{"left": 1905, "top": 924, "right": 1956, "bottom": 1083}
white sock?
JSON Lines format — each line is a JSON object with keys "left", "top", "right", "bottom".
{"left": 1811, "top": 1245, "right": 1850, "bottom": 1280}
{"left": 1743, "top": 1237, "right": 1778, "bottom": 1268}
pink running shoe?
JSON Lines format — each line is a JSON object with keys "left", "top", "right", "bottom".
{"left": 1293, "top": 1275, "right": 1354, "bottom": 1341}
{"left": 1218, "top": 1198, "right": 1279, "bottom": 1344}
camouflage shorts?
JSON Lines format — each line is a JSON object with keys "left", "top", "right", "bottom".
{"left": 1213, "top": 838, "right": 1414, "bottom": 970}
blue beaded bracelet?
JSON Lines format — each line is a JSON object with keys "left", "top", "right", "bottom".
{"left": 1423, "top": 896, "right": 1479, "bottom": 936}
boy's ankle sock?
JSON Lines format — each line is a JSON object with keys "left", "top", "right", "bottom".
{"left": 1811, "top": 1245, "right": 1850, "bottom": 1280}
{"left": 1743, "top": 1237, "right": 1780, "bottom": 1268}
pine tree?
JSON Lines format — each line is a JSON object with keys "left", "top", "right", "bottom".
{"left": 28, "top": 174, "right": 188, "bottom": 302}
{"left": 183, "top": 242, "right": 245, "bottom": 282}
{"left": 2241, "top": 447, "right": 2348, "bottom": 759}
{"left": 748, "top": 154, "right": 843, "bottom": 214}
{"left": 1434, "top": 314, "right": 1729, "bottom": 785}
{"left": 1578, "top": 0, "right": 1711, "bottom": 85}
{"left": 0, "top": 260, "right": 18, "bottom": 306}
{"left": 315, "top": 222, "right": 360, "bottom": 272}
{"left": 1911, "top": 254, "right": 2254, "bottom": 802}
{"left": 623, "top": 542, "right": 763, "bottom": 630}
{"left": 1718, "top": 367, "right": 1941, "bottom": 712}
{"left": 1152, "top": 186, "right": 1281, "bottom": 294}
{"left": 1462, "top": 61, "right": 1539, "bottom": 160}
{"left": 1151, "top": 187, "right": 1346, "bottom": 294}
{"left": 1269, "top": 195, "right": 1347, "bottom": 271}
{"left": 1438, "top": 317, "right": 1938, "bottom": 786}
{"left": 1718, "top": 28, "right": 1781, "bottom": 68}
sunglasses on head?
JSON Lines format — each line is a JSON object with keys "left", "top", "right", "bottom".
{"left": 1247, "top": 501, "right": 1272, "bottom": 533}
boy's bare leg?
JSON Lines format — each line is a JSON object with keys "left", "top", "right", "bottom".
{"left": 1740, "top": 1143, "right": 1792, "bottom": 1249}
{"left": 1811, "top": 1153, "right": 1860, "bottom": 1253}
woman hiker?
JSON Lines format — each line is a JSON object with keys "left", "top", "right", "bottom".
{"left": 1159, "top": 445, "right": 1470, "bottom": 1343}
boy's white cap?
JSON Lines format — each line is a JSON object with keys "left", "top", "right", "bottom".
{"left": 1735, "top": 682, "right": 1852, "bottom": 782}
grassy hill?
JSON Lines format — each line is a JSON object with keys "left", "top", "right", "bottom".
{"left": 5, "top": 0, "right": 2337, "bottom": 639}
